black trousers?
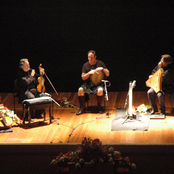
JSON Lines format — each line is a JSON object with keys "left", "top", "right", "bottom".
{"left": 147, "top": 88, "right": 165, "bottom": 111}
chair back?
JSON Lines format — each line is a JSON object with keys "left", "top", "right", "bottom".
{"left": 14, "top": 79, "right": 19, "bottom": 93}
{"left": 13, "top": 79, "right": 19, "bottom": 112}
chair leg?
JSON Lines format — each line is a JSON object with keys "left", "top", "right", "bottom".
{"left": 49, "top": 107, "right": 52, "bottom": 124}
{"left": 43, "top": 111, "right": 45, "bottom": 121}
{"left": 28, "top": 108, "right": 31, "bottom": 124}
{"left": 22, "top": 106, "right": 26, "bottom": 124}
{"left": 171, "top": 93, "right": 174, "bottom": 114}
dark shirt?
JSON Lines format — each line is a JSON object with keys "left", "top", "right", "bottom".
{"left": 82, "top": 60, "right": 106, "bottom": 73}
{"left": 81, "top": 60, "right": 108, "bottom": 94}
{"left": 17, "top": 68, "right": 40, "bottom": 102}
{"left": 82, "top": 60, "right": 107, "bottom": 82}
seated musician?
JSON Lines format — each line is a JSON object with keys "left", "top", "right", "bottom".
{"left": 147, "top": 54, "right": 174, "bottom": 115}
{"left": 17, "top": 58, "right": 45, "bottom": 118}
{"left": 76, "top": 50, "right": 110, "bottom": 115}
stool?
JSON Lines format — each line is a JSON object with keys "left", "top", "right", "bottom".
{"left": 22, "top": 96, "right": 53, "bottom": 125}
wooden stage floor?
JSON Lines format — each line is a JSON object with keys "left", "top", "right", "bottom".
{"left": 1, "top": 91, "right": 174, "bottom": 144}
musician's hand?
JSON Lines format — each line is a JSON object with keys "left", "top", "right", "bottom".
{"left": 158, "top": 61, "right": 163, "bottom": 67}
{"left": 96, "top": 67, "right": 103, "bottom": 71}
{"left": 31, "top": 69, "right": 35, "bottom": 76}
{"left": 158, "top": 57, "right": 164, "bottom": 67}
{"left": 89, "top": 69, "right": 96, "bottom": 75}
{"left": 89, "top": 67, "right": 103, "bottom": 76}
{"left": 40, "top": 68, "right": 45, "bottom": 75}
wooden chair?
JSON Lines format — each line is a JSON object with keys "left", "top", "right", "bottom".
{"left": 13, "top": 79, "right": 19, "bottom": 113}
{"left": 170, "top": 92, "right": 174, "bottom": 114}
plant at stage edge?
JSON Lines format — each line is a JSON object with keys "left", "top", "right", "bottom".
{"left": 50, "top": 137, "right": 136, "bottom": 173}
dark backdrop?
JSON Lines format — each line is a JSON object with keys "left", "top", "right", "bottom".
{"left": 1, "top": 1, "right": 174, "bottom": 92}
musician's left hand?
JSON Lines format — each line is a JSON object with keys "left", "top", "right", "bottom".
{"left": 40, "top": 68, "right": 45, "bottom": 75}
{"left": 149, "top": 75, "right": 152, "bottom": 78}
{"left": 158, "top": 57, "right": 164, "bottom": 67}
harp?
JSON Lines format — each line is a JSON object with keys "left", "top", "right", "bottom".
{"left": 146, "top": 68, "right": 164, "bottom": 93}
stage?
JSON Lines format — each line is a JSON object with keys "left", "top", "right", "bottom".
{"left": 1, "top": 91, "right": 174, "bottom": 144}
{"left": 1, "top": 92, "right": 174, "bottom": 174}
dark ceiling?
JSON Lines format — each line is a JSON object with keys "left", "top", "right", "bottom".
{"left": 1, "top": 1, "right": 174, "bottom": 92}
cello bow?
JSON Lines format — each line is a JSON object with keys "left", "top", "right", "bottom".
{"left": 44, "top": 72, "right": 59, "bottom": 96}
{"left": 39, "top": 64, "right": 59, "bottom": 96}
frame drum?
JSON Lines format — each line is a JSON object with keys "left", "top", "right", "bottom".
{"left": 90, "top": 70, "right": 104, "bottom": 86}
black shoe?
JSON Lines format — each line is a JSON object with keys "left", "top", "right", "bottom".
{"left": 98, "top": 107, "right": 103, "bottom": 113}
{"left": 150, "top": 111, "right": 156, "bottom": 115}
{"left": 76, "top": 109, "right": 85, "bottom": 115}
{"left": 161, "top": 111, "right": 165, "bottom": 115}
{"left": 149, "top": 108, "right": 158, "bottom": 115}
{"left": 160, "top": 107, "right": 166, "bottom": 115}
{"left": 97, "top": 103, "right": 104, "bottom": 113}
{"left": 35, "top": 114, "right": 43, "bottom": 119}
{"left": 24, "top": 117, "right": 34, "bottom": 122}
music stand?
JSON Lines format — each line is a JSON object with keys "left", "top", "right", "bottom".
{"left": 96, "top": 80, "right": 111, "bottom": 119}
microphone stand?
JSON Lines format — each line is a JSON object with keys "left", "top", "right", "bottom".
{"left": 39, "top": 92, "right": 60, "bottom": 122}
{"left": 39, "top": 92, "right": 60, "bottom": 107}
{"left": 96, "top": 80, "right": 111, "bottom": 119}
{"left": 104, "top": 80, "right": 110, "bottom": 115}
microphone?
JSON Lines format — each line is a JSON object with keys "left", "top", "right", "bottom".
{"left": 132, "top": 80, "right": 136, "bottom": 88}
{"left": 102, "top": 80, "right": 109, "bottom": 83}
